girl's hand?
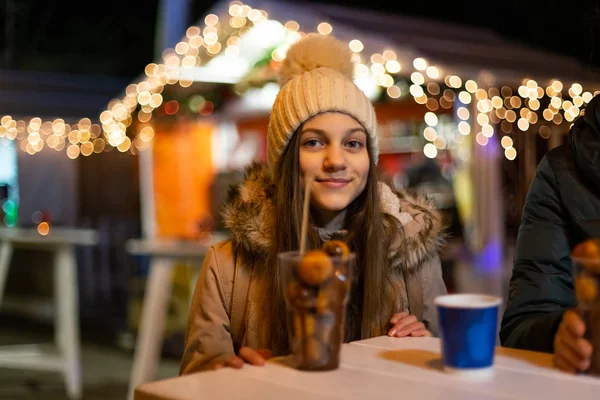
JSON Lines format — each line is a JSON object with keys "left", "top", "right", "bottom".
{"left": 388, "top": 312, "right": 432, "bottom": 338}
{"left": 214, "top": 347, "right": 273, "bottom": 370}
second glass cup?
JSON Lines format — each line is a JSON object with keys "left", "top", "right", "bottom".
{"left": 278, "top": 250, "right": 354, "bottom": 371}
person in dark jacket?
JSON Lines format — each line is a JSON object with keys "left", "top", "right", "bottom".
{"left": 500, "top": 94, "right": 600, "bottom": 373}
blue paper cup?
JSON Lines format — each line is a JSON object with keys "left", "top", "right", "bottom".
{"left": 435, "top": 294, "right": 502, "bottom": 378}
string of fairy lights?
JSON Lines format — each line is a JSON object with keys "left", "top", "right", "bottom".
{"left": 0, "top": 0, "right": 597, "bottom": 162}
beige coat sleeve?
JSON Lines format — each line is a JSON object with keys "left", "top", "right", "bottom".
{"left": 179, "top": 241, "right": 235, "bottom": 375}
{"left": 421, "top": 255, "right": 447, "bottom": 338}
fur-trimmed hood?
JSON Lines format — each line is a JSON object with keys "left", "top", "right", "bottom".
{"left": 221, "top": 162, "right": 443, "bottom": 271}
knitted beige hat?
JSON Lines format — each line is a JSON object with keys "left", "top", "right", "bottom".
{"left": 267, "top": 34, "right": 379, "bottom": 174}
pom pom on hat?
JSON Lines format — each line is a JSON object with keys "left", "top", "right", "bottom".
{"left": 278, "top": 34, "right": 354, "bottom": 87}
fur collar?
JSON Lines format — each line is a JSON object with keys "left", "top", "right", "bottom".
{"left": 221, "top": 162, "right": 443, "bottom": 271}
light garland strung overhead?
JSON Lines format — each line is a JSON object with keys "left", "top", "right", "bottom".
{"left": 0, "top": 0, "right": 597, "bottom": 162}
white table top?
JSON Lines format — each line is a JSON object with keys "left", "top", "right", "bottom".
{"left": 135, "top": 336, "right": 599, "bottom": 400}
{"left": 0, "top": 227, "right": 98, "bottom": 246}
{"left": 125, "top": 233, "right": 229, "bottom": 259}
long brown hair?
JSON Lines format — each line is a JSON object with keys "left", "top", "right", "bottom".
{"left": 266, "top": 122, "right": 402, "bottom": 355}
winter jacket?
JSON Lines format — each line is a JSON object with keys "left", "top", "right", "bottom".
{"left": 500, "top": 95, "right": 600, "bottom": 352}
{"left": 180, "top": 163, "right": 447, "bottom": 374}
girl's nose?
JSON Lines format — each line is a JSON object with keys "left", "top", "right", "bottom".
{"left": 323, "top": 146, "right": 347, "bottom": 172}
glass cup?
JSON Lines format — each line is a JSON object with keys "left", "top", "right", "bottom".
{"left": 572, "top": 256, "right": 600, "bottom": 376}
{"left": 278, "top": 251, "right": 354, "bottom": 371}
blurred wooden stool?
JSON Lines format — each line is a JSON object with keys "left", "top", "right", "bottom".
{"left": 0, "top": 227, "right": 98, "bottom": 400}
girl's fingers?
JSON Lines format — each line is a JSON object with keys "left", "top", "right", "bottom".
{"left": 239, "top": 347, "right": 266, "bottom": 366}
{"left": 220, "top": 348, "right": 271, "bottom": 370}
{"left": 388, "top": 315, "right": 418, "bottom": 336}
{"left": 390, "top": 320, "right": 422, "bottom": 337}
{"left": 410, "top": 328, "right": 432, "bottom": 337}
{"left": 390, "top": 312, "right": 409, "bottom": 325}
{"left": 256, "top": 349, "right": 273, "bottom": 360}
{"left": 396, "top": 322, "right": 425, "bottom": 337}
{"left": 224, "top": 356, "right": 244, "bottom": 369}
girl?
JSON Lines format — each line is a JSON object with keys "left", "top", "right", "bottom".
{"left": 180, "top": 34, "right": 446, "bottom": 373}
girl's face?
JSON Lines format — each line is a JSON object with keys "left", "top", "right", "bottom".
{"left": 299, "top": 112, "right": 370, "bottom": 221}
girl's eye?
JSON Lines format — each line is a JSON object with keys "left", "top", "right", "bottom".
{"left": 303, "top": 139, "right": 323, "bottom": 148}
{"left": 346, "top": 140, "right": 364, "bottom": 149}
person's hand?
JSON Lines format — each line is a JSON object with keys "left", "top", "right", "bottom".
{"left": 214, "top": 347, "right": 272, "bottom": 370}
{"left": 553, "top": 310, "right": 593, "bottom": 374}
{"left": 387, "top": 312, "right": 432, "bottom": 338}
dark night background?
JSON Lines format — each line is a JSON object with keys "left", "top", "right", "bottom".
{"left": 1, "top": 0, "right": 600, "bottom": 81}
